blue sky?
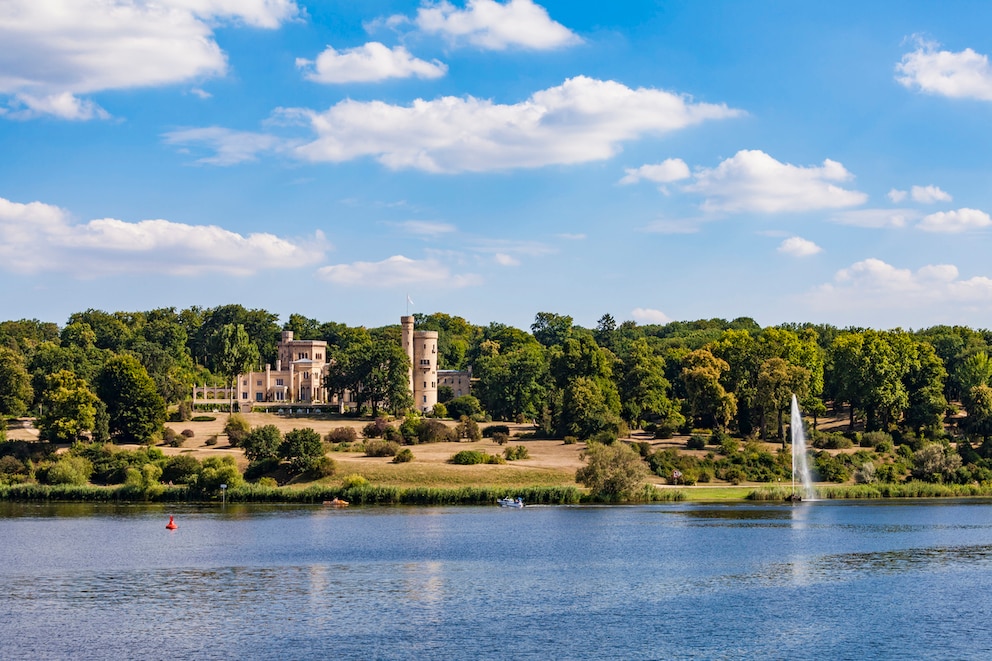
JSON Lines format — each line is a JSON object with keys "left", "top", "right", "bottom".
{"left": 3, "top": 0, "right": 992, "bottom": 331}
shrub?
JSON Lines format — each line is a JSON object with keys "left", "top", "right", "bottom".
{"left": 313, "top": 455, "right": 337, "bottom": 478}
{"left": 383, "top": 425, "right": 403, "bottom": 442}
{"left": 163, "top": 427, "right": 184, "bottom": 448}
{"left": 503, "top": 445, "right": 530, "bottom": 461}
{"left": 244, "top": 457, "right": 281, "bottom": 481}
{"left": 342, "top": 474, "right": 370, "bottom": 489}
{"left": 192, "top": 415, "right": 216, "bottom": 422}
{"left": 563, "top": 436, "right": 578, "bottom": 445}
{"left": 575, "top": 442, "right": 646, "bottom": 500}
{"left": 325, "top": 427, "right": 359, "bottom": 444}
{"left": 205, "top": 435, "right": 218, "bottom": 446}
{"left": 862, "top": 431, "right": 894, "bottom": 449}
{"left": 653, "top": 422, "right": 677, "bottom": 439}
{"left": 482, "top": 424, "right": 511, "bottom": 438}
{"left": 177, "top": 401, "right": 193, "bottom": 422}
{"left": 418, "top": 419, "right": 455, "bottom": 444}
{"left": 224, "top": 414, "right": 250, "bottom": 447}
{"left": 256, "top": 477, "right": 278, "bottom": 488}
{"left": 456, "top": 417, "right": 482, "bottom": 441}
{"left": 590, "top": 430, "right": 618, "bottom": 445}
{"left": 362, "top": 418, "right": 391, "bottom": 438}
{"left": 446, "top": 395, "right": 482, "bottom": 420}
{"left": 812, "top": 431, "right": 854, "bottom": 449}
{"left": 393, "top": 448, "right": 414, "bottom": 463}
{"left": 718, "top": 436, "right": 739, "bottom": 456}
{"left": 432, "top": 402, "right": 448, "bottom": 419}
{"left": 451, "top": 450, "right": 504, "bottom": 465}
{"left": 45, "top": 455, "right": 93, "bottom": 486}
{"left": 492, "top": 431, "right": 510, "bottom": 446}
{"left": 181, "top": 429, "right": 195, "bottom": 438}
{"left": 161, "top": 454, "right": 201, "bottom": 484}
{"left": 686, "top": 435, "right": 707, "bottom": 450}
{"left": 364, "top": 439, "right": 400, "bottom": 457}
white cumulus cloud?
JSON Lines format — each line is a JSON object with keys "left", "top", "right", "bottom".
{"left": 403, "top": 0, "right": 581, "bottom": 51}
{"left": 631, "top": 308, "right": 670, "bottom": 324}
{"left": 296, "top": 42, "right": 447, "bottom": 83}
{"left": 0, "top": 195, "right": 325, "bottom": 276}
{"left": 316, "top": 255, "right": 481, "bottom": 287}
{"left": 0, "top": 0, "right": 299, "bottom": 119}
{"left": 888, "top": 188, "right": 908, "bottom": 203}
{"left": 896, "top": 40, "right": 992, "bottom": 101}
{"left": 778, "top": 236, "right": 822, "bottom": 257}
{"left": 686, "top": 150, "right": 868, "bottom": 214}
{"left": 911, "top": 184, "right": 952, "bottom": 203}
{"left": 917, "top": 208, "right": 992, "bottom": 233}
{"left": 620, "top": 159, "right": 691, "bottom": 185}
{"left": 284, "top": 76, "right": 741, "bottom": 172}
{"left": 810, "top": 258, "right": 992, "bottom": 318}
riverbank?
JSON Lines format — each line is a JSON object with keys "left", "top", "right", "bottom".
{"left": 5, "top": 480, "right": 992, "bottom": 505}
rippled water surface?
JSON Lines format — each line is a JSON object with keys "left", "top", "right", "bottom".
{"left": 3, "top": 500, "right": 992, "bottom": 660}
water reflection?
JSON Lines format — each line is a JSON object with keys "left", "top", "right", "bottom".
{"left": 5, "top": 502, "right": 992, "bottom": 660}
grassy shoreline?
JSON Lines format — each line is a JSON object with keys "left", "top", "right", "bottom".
{"left": 5, "top": 480, "right": 992, "bottom": 505}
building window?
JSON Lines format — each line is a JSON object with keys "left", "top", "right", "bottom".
{"left": 423, "top": 395, "right": 427, "bottom": 403}
{"left": 242, "top": 379, "right": 248, "bottom": 386}
{"left": 276, "top": 379, "right": 284, "bottom": 386}
{"left": 424, "top": 381, "right": 427, "bottom": 388}
{"left": 256, "top": 380, "right": 262, "bottom": 386}
{"left": 241, "top": 392, "right": 248, "bottom": 399}
{"left": 432, "top": 381, "right": 435, "bottom": 388}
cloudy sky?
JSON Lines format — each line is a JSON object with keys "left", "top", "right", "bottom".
{"left": 3, "top": 0, "right": 992, "bottom": 330}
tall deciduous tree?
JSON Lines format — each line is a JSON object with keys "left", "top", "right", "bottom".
{"left": 212, "top": 323, "right": 260, "bottom": 411}
{"left": 97, "top": 354, "right": 166, "bottom": 444}
{"left": 531, "top": 312, "right": 573, "bottom": 348}
{"left": 575, "top": 441, "right": 646, "bottom": 501}
{"left": 682, "top": 349, "right": 737, "bottom": 431}
{"left": 0, "top": 347, "right": 33, "bottom": 417}
{"left": 37, "top": 370, "right": 97, "bottom": 443}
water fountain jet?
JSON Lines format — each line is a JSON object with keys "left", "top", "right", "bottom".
{"left": 789, "top": 394, "right": 815, "bottom": 501}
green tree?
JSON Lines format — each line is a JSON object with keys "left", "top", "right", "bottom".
{"left": 616, "top": 337, "right": 677, "bottom": 428}
{"left": 575, "top": 442, "right": 646, "bottom": 501}
{"left": 0, "top": 347, "right": 33, "bottom": 417}
{"left": 280, "top": 427, "right": 326, "bottom": 473}
{"left": 682, "top": 349, "right": 737, "bottom": 430}
{"left": 97, "top": 354, "right": 166, "bottom": 444}
{"left": 963, "top": 384, "right": 992, "bottom": 443}
{"left": 37, "top": 370, "right": 98, "bottom": 443}
{"left": 756, "top": 357, "right": 809, "bottom": 442}
{"left": 473, "top": 340, "right": 547, "bottom": 421}
{"left": 242, "top": 424, "right": 283, "bottom": 462}
{"left": 446, "top": 395, "right": 482, "bottom": 420}
{"left": 531, "top": 312, "right": 573, "bottom": 348}
{"left": 211, "top": 323, "right": 260, "bottom": 412}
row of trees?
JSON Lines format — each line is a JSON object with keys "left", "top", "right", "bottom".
{"left": 4, "top": 307, "right": 992, "bottom": 445}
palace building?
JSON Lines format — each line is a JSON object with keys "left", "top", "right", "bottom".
{"left": 192, "top": 317, "right": 469, "bottom": 413}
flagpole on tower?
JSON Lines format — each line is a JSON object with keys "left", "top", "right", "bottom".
{"left": 406, "top": 294, "right": 414, "bottom": 316}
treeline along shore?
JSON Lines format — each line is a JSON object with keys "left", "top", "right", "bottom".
{"left": 3, "top": 305, "right": 992, "bottom": 503}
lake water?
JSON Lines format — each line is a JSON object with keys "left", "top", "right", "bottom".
{"left": 3, "top": 499, "right": 992, "bottom": 660}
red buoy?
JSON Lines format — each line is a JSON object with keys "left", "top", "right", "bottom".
{"left": 166, "top": 515, "right": 178, "bottom": 530}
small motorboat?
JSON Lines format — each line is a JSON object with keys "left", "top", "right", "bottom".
{"left": 498, "top": 497, "right": 524, "bottom": 508}
{"left": 323, "top": 498, "right": 349, "bottom": 508}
